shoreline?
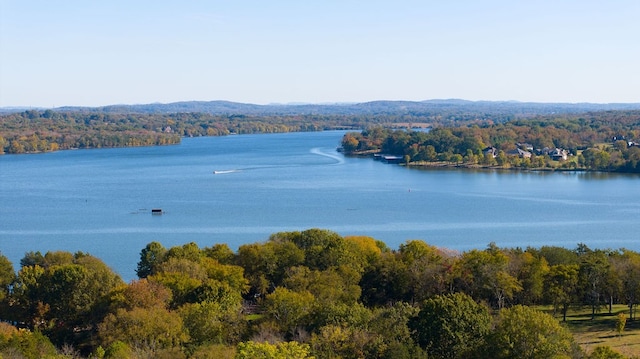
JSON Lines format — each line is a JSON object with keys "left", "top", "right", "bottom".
{"left": 402, "top": 161, "right": 586, "bottom": 173}
{"left": 343, "top": 150, "right": 639, "bottom": 174}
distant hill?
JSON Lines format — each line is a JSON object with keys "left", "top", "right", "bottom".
{"left": 38, "top": 99, "right": 640, "bottom": 117}
{"left": 3, "top": 100, "right": 640, "bottom": 117}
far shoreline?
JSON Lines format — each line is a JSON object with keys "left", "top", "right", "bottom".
{"left": 343, "top": 150, "right": 640, "bottom": 175}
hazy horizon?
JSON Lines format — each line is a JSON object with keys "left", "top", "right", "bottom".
{"left": 2, "top": 1, "right": 639, "bottom": 107}
{"left": 4, "top": 98, "right": 640, "bottom": 111}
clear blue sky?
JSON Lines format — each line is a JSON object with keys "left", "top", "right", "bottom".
{"left": 1, "top": 0, "right": 639, "bottom": 107}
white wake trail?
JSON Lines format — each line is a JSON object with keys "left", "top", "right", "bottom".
{"left": 310, "top": 147, "right": 345, "bottom": 165}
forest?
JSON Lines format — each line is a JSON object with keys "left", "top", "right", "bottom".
{"left": 1, "top": 229, "right": 639, "bottom": 358}
{"left": 3, "top": 108, "right": 640, "bottom": 174}
{"left": 0, "top": 107, "right": 471, "bottom": 155}
{"left": 0, "top": 110, "right": 335, "bottom": 155}
{"left": 341, "top": 110, "right": 640, "bottom": 173}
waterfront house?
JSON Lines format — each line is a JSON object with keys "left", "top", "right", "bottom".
{"left": 550, "top": 148, "right": 568, "bottom": 161}
{"left": 506, "top": 148, "right": 532, "bottom": 159}
{"left": 483, "top": 146, "right": 497, "bottom": 158}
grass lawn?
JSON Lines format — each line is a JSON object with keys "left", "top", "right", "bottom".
{"left": 541, "top": 305, "right": 640, "bottom": 357}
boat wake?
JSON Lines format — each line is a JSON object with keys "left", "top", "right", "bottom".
{"left": 310, "top": 147, "right": 345, "bottom": 165}
{"left": 213, "top": 169, "right": 240, "bottom": 174}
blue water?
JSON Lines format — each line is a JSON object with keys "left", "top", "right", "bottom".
{"left": 1, "top": 131, "right": 639, "bottom": 281}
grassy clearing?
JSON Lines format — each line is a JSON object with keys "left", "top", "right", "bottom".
{"left": 540, "top": 305, "right": 640, "bottom": 357}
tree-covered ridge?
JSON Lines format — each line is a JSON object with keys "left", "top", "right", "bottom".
{"left": 341, "top": 110, "right": 640, "bottom": 172}
{"left": 0, "top": 110, "right": 331, "bottom": 154}
{"left": 23, "top": 99, "right": 640, "bottom": 117}
{"left": 2, "top": 108, "right": 459, "bottom": 155}
{"left": 1, "top": 229, "right": 639, "bottom": 358}
{"left": 6, "top": 105, "right": 640, "bottom": 156}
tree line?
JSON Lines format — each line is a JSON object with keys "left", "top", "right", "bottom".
{"left": 0, "top": 109, "right": 460, "bottom": 155}
{"left": 341, "top": 110, "right": 640, "bottom": 172}
{"left": 0, "top": 110, "right": 360, "bottom": 155}
{"left": 7, "top": 108, "right": 639, "bottom": 156}
{"left": 1, "top": 229, "right": 638, "bottom": 358}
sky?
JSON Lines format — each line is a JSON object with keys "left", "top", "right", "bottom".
{"left": 1, "top": 0, "right": 639, "bottom": 107}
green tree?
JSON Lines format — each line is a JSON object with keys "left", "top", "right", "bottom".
{"left": 587, "top": 346, "right": 626, "bottom": 359}
{"left": 496, "top": 150, "right": 508, "bottom": 166}
{"left": 410, "top": 292, "right": 491, "bottom": 359}
{"left": 579, "top": 249, "right": 611, "bottom": 320}
{"left": 545, "top": 264, "right": 580, "bottom": 321}
{"left": 150, "top": 270, "right": 203, "bottom": 308}
{"left": 452, "top": 246, "right": 522, "bottom": 308}
{"left": 98, "top": 306, "right": 189, "bottom": 353}
{"left": 262, "top": 287, "right": 315, "bottom": 337}
{"left": 368, "top": 302, "right": 426, "bottom": 359}
{"left": 450, "top": 153, "right": 463, "bottom": 164}
{"left": 103, "top": 340, "right": 133, "bottom": 359}
{"left": 512, "top": 251, "right": 549, "bottom": 305}
{"left": 179, "top": 301, "right": 245, "bottom": 346}
{"left": 464, "top": 148, "right": 477, "bottom": 164}
{"left": 202, "top": 243, "right": 235, "bottom": 264}
{"left": 536, "top": 246, "right": 579, "bottom": 266}
{"left": 424, "top": 144, "right": 437, "bottom": 161}
{"left": 235, "top": 341, "right": 313, "bottom": 359}
{"left": 283, "top": 265, "right": 361, "bottom": 305}
{"left": 0, "top": 323, "right": 58, "bottom": 359}
{"left": 9, "top": 252, "right": 123, "bottom": 345}
{"left": 611, "top": 250, "right": 640, "bottom": 320}
{"left": 360, "top": 251, "right": 411, "bottom": 306}
{"left": 399, "top": 240, "right": 450, "bottom": 302}
{"left": 136, "top": 241, "right": 167, "bottom": 278}
{"left": 487, "top": 305, "right": 577, "bottom": 359}
{"left": 309, "top": 324, "right": 385, "bottom": 359}
{"left": 200, "top": 256, "right": 249, "bottom": 295}
{"left": 615, "top": 312, "right": 626, "bottom": 337}
{"left": 165, "top": 242, "right": 202, "bottom": 263}
{"left": 0, "top": 253, "right": 14, "bottom": 302}
{"left": 309, "top": 301, "right": 372, "bottom": 333}
{"left": 235, "top": 239, "right": 304, "bottom": 296}
{"left": 6, "top": 264, "right": 47, "bottom": 327}
{"left": 272, "top": 229, "right": 355, "bottom": 272}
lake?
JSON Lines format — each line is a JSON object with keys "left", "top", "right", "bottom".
{"left": 1, "top": 131, "right": 639, "bottom": 281}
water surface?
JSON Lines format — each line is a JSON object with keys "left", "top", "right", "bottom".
{"left": 1, "top": 131, "right": 638, "bottom": 281}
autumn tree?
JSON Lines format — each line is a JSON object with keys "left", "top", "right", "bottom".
{"left": 0, "top": 322, "right": 59, "bottom": 359}
{"left": 108, "top": 278, "right": 172, "bottom": 311}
